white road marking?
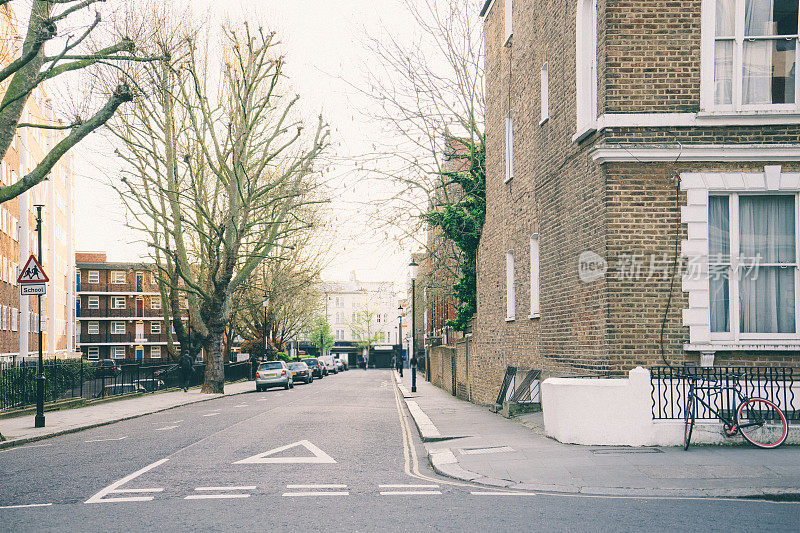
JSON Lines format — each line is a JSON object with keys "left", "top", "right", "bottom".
{"left": 256, "top": 399, "right": 268, "bottom": 402}
{"left": 185, "top": 494, "right": 250, "bottom": 500}
{"left": 195, "top": 486, "right": 256, "bottom": 491}
{"left": 85, "top": 436, "right": 128, "bottom": 443}
{"left": 286, "top": 484, "right": 347, "bottom": 489}
{"left": 282, "top": 492, "right": 349, "bottom": 497}
{"left": 379, "top": 484, "right": 439, "bottom": 489}
{"left": 379, "top": 491, "right": 442, "bottom": 496}
{"left": 110, "top": 488, "right": 164, "bottom": 493}
{"left": 234, "top": 440, "right": 336, "bottom": 464}
{"left": 85, "top": 458, "right": 168, "bottom": 503}
{"left": 154, "top": 425, "right": 179, "bottom": 431}
{"left": 18, "top": 443, "right": 53, "bottom": 448}
{"left": 202, "top": 413, "right": 220, "bottom": 417}
{"left": 0, "top": 503, "right": 53, "bottom": 509}
{"left": 233, "top": 404, "right": 248, "bottom": 408}
{"left": 170, "top": 420, "right": 184, "bottom": 423}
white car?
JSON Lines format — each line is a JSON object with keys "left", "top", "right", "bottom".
{"left": 318, "top": 355, "right": 338, "bottom": 374}
{"left": 255, "top": 361, "right": 294, "bottom": 391}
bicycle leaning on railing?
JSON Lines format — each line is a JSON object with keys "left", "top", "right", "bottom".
{"left": 680, "top": 370, "right": 788, "bottom": 450}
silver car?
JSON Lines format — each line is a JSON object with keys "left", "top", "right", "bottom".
{"left": 255, "top": 361, "right": 294, "bottom": 391}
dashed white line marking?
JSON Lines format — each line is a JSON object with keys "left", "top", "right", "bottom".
{"left": 233, "top": 404, "right": 248, "bottom": 408}
{"left": 18, "top": 443, "right": 52, "bottom": 449}
{"left": 379, "top": 491, "right": 442, "bottom": 496}
{"left": 0, "top": 503, "right": 53, "bottom": 509}
{"left": 110, "top": 488, "right": 164, "bottom": 493}
{"left": 379, "top": 484, "right": 439, "bottom": 489}
{"left": 185, "top": 494, "right": 250, "bottom": 500}
{"left": 282, "top": 492, "right": 349, "bottom": 497}
{"left": 195, "top": 486, "right": 256, "bottom": 491}
{"left": 286, "top": 484, "right": 346, "bottom": 489}
{"left": 202, "top": 413, "right": 220, "bottom": 417}
{"left": 85, "top": 436, "right": 128, "bottom": 443}
{"left": 154, "top": 426, "right": 179, "bottom": 431}
{"left": 256, "top": 398, "right": 269, "bottom": 402}
{"left": 85, "top": 458, "right": 168, "bottom": 503}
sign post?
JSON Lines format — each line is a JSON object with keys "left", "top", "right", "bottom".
{"left": 18, "top": 207, "right": 49, "bottom": 428}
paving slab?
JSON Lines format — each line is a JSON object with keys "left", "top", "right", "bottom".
{"left": 394, "top": 370, "right": 800, "bottom": 498}
{"left": 0, "top": 380, "right": 253, "bottom": 449}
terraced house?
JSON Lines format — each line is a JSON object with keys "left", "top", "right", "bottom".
{"left": 75, "top": 252, "right": 185, "bottom": 363}
{"left": 471, "top": 0, "right": 800, "bottom": 404}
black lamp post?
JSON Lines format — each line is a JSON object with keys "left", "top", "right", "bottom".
{"left": 397, "top": 304, "right": 403, "bottom": 377}
{"left": 34, "top": 205, "right": 45, "bottom": 428}
{"left": 409, "top": 259, "right": 418, "bottom": 393}
{"left": 262, "top": 290, "right": 270, "bottom": 359}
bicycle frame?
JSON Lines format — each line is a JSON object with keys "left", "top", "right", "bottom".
{"left": 685, "top": 378, "right": 763, "bottom": 434}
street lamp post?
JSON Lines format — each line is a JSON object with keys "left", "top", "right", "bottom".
{"left": 262, "top": 291, "right": 270, "bottom": 359}
{"left": 409, "top": 259, "right": 418, "bottom": 393}
{"left": 34, "top": 205, "right": 45, "bottom": 428}
{"left": 397, "top": 304, "right": 403, "bottom": 378}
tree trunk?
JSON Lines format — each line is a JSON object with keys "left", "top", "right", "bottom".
{"left": 202, "top": 319, "right": 226, "bottom": 393}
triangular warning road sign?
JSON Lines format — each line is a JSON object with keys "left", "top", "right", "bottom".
{"left": 17, "top": 255, "right": 48, "bottom": 284}
{"left": 233, "top": 440, "right": 336, "bottom": 464}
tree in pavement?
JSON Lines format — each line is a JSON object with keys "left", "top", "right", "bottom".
{"left": 0, "top": 0, "right": 160, "bottom": 204}
{"left": 356, "top": 0, "right": 485, "bottom": 331}
{"left": 111, "top": 16, "right": 329, "bottom": 393}
{"left": 307, "top": 315, "right": 334, "bottom": 358}
{"left": 349, "top": 304, "right": 383, "bottom": 369}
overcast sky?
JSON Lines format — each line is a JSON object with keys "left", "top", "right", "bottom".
{"left": 74, "top": 0, "right": 423, "bottom": 285}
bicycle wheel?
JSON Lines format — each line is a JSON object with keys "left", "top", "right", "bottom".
{"left": 737, "top": 398, "right": 788, "bottom": 449}
{"left": 683, "top": 395, "right": 695, "bottom": 450}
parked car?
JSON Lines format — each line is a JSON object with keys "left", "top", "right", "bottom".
{"left": 95, "top": 383, "right": 147, "bottom": 398}
{"left": 334, "top": 359, "right": 345, "bottom": 372}
{"left": 318, "top": 355, "right": 338, "bottom": 374}
{"left": 95, "top": 359, "right": 120, "bottom": 377}
{"left": 288, "top": 362, "right": 313, "bottom": 384}
{"left": 301, "top": 358, "right": 325, "bottom": 379}
{"left": 255, "top": 361, "right": 293, "bottom": 391}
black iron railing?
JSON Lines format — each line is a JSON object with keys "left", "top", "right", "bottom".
{"left": 651, "top": 366, "right": 798, "bottom": 421}
{"left": 0, "top": 360, "right": 252, "bottom": 411}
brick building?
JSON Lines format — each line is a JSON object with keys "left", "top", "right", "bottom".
{"left": 76, "top": 252, "right": 182, "bottom": 363}
{"left": 0, "top": 5, "right": 77, "bottom": 362}
{"left": 470, "top": 0, "right": 800, "bottom": 404}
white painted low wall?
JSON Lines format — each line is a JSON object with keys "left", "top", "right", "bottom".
{"left": 541, "top": 367, "right": 799, "bottom": 446}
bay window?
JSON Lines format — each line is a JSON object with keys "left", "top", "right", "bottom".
{"left": 709, "top": 193, "right": 798, "bottom": 340}
{"left": 710, "top": 0, "right": 799, "bottom": 109}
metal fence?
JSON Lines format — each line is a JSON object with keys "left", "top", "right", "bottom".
{"left": 0, "top": 359, "right": 252, "bottom": 411}
{"left": 651, "top": 366, "right": 799, "bottom": 421}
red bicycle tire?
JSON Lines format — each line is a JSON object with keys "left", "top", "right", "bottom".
{"left": 736, "top": 398, "right": 788, "bottom": 449}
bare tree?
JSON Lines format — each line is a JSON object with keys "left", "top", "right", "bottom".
{"left": 112, "top": 20, "right": 329, "bottom": 393}
{"left": 349, "top": 303, "right": 382, "bottom": 369}
{"left": 0, "top": 0, "right": 160, "bottom": 203}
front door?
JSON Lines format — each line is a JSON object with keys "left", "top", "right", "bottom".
{"left": 136, "top": 272, "right": 144, "bottom": 292}
{"left": 135, "top": 321, "right": 145, "bottom": 342}
{"left": 136, "top": 298, "right": 144, "bottom": 317}
{"left": 135, "top": 347, "right": 144, "bottom": 363}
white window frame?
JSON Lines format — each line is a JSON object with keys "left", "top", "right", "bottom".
{"left": 150, "top": 322, "right": 161, "bottom": 334}
{"left": 111, "top": 322, "right": 126, "bottom": 335}
{"left": 530, "top": 234, "right": 541, "bottom": 318}
{"left": 506, "top": 249, "right": 516, "bottom": 321}
{"left": 11, "top": 307, "right": 17, "bottom": 332}
{"left": 87, "top": 321, "right": 99, "bottom": 335}
{"left": 682, "top": 166, "right": 800, "bottom": 350}
{"left": 505, "top": 111, "right": 514, "bottom": 183}
{"left": 151, "top": 346, "right": 162, "bottom": 359}
{"left": 110, "top": 270, "right": 126, "bottom": 284}
{"left": 87, "top": 346, "right": 99, "bottom": 360}
{"left": 87, "top": 296, "right": 99, "bottom": 309}
{"left": 112, "top": 346, "right": 126, "bottom": 359}
{"left": 87, "top": 270, "right": 99, "bottom": 284}
{"left": 504, "top": 0, "right": 513, "bottom": 45}
{"left": 540, "top": 62, "right": 549, "bottom": 124}
{"left": 700, "top": 0, "right": 800, "bottom": 113}
{"left": 151, "top": 298, "right": 161, "bottom": 310}
{"left": 575, "top": 0, "right": 598, "bottom": 139}
{"left": 111, "top": 296, "right": 126, "bottom": 309}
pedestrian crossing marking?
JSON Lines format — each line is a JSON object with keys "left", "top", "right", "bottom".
{"left": 85, "top": 458, "right": 168, "bottom": 503}
{"left": 234, "top": 440, "right": 336, "bottom": 464}
{"left": 379, "top": 490, "right": 441, "bottom": 495}
{"left": 282, "top": 491, "right": 349, "bottom": 497}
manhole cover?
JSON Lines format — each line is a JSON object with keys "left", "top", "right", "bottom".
{"left": 590, "top": 447, "right": 663, "bottom": 455}
{"left": 460, "top": 446, "right": 515, "bottom": 455}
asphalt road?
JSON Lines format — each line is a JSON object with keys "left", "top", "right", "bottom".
{"left": 1, "top": 370, "right": 798, "bottom": 532}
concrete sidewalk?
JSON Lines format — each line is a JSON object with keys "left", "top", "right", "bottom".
{"left": 0, "top": 380, "right": 253, "bottom": 449}
{"left": 395, "top": 371, "right": 800, "bottom": 498}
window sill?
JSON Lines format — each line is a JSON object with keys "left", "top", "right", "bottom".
{"left": 504, "top": 175, "right": 513, "bottom": 184}
{"left": 685, "top": 342, "right": 800, "bottom": 352}
{"left": 572, "top": 123, "right": 596, "bottom": 143}
{"left": 528, "top": 313, "right": 540, "bottom": 319}
{"left": 539, "top": 117, "right": 549, "bottom": 126}
{"left": 505, "top": 317, "right": 516, "bottom": 322}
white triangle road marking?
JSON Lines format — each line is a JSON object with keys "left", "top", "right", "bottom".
{"left": 233, "top": 440, "right": 336, "bottom": 464}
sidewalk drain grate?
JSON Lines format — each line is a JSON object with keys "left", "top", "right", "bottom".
{"left": 590, "top": 447, "right": 663, "bottom": 455}
{"left": 460, "top": 446, "right": 515, "bottom": 455}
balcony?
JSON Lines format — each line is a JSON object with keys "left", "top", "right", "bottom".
{"left": 77, "top": 282, "right": 158, "bottom": 294}
{"left": 77, "top": 332, "right": 170, "bottom": 345}
{"left": 77, "top": 308, "right": 166, "bottom": 319}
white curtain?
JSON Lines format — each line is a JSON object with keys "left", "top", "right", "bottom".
{"left": 709, "top": 196, "right": 730, "bottom": 332}
{"left": 743, "top": 0, "right": 774, "bottom": 104}
{"left": 715, "top": 0, "right": 736, "bottom": 104}
{"left": 739, "top": 195, "right": 796, "bottom": 333}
